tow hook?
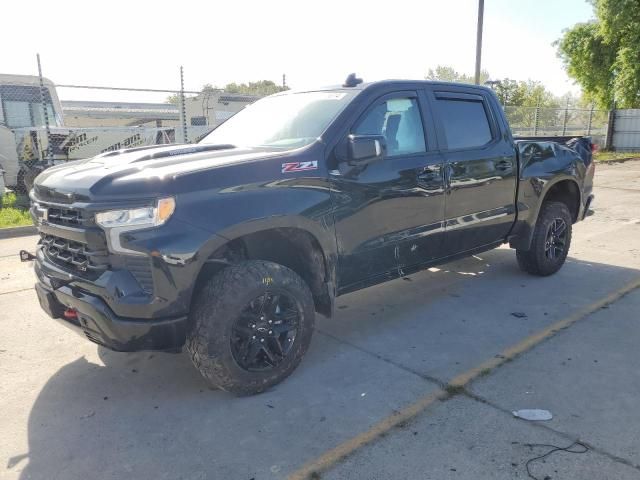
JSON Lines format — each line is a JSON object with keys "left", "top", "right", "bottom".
{"left": 19, "top": 250, "right": 36, "bottom": 262}
{"left": 63, "top": 308, "right": 78, "bottom": 320}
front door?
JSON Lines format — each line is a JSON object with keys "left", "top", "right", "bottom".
{"left": 330, "top": 91, "right": 446, "bottom": 292}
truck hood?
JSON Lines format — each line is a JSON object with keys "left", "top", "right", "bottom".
{"left": 33, "top": 144, "right": 285, "bottom": 203}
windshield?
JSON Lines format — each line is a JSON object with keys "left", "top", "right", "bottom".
{"left": 200, "top": 91, "right": 355, "bottom": 150}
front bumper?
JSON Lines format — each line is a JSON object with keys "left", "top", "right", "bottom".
{"left": 35, "top": 280, "right": 187, "bottom": 352}
{"left": 28, "top": 194, "right": 222, "bottom": 351}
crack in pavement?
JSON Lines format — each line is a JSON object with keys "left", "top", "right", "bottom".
{"left": 596, "top": 185, "right": 640, "bottom": 193}
{"left": 461, "top": 389, "right": 640, "bottom": 473}
{"left": 320, "top": 316, "right": 640, "bottom": 475}
{"left": 291, "top": 280, "right": 640, "bottom": 479}
{"left": 316, "top": 329, "right": 447, "bottom": 390}
{"left": 0, "top": 287, "right": 34, "bottom": 296}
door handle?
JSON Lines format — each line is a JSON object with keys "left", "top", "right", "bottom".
{"left": 495, "top": 160, "right": 513, "bottom": 171}
{"left": 418, "top": 165, "right": 442, "bottom": 181}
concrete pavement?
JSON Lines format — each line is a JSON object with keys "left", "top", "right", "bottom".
{"left": 1, "top": 160, "right": 639, "bottom": 480}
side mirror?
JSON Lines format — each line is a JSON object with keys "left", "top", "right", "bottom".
{"left": 348, "top": 134, "right": 386, "bottom": 164}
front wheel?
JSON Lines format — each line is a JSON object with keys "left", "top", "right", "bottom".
{"left": 186, "top": 260, "right": 315, "bottom": 396}
{"left": 516, "top": 201, "right": 572, "bottom": 276}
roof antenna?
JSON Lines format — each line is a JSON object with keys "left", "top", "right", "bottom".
{"left": 343, "top": 73, "right": 363, "bottom": 88}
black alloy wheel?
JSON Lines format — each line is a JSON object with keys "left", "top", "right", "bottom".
{"left": 186, "top": 260, "right": 315, "bottom": 395}
{"left": 516, "top": 201, "right": 573, "bottom": 277}
{"left": 230, "top": 292, "right": 301, "bottom": 371}
{"left": 544, "top": 218, "right": 568, "bottom": 260}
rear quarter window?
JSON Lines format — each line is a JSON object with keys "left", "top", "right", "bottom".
{"left": 435, "top": 97, "right": 493, "bottom": 150}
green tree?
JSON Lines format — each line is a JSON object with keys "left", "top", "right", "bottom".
{"left": 515, "top": 80, "right": 559, "bottom": 108}
{"left": 425, "top": 65, "right": 490, "bottom": 85}
{"left": 166, "top": 80, "right": 287, "bottom": 104}
{"left": 556, "top": 0, "right": 640, "bottom": 109}
{"left": 496, "top": 80, "right": 561, "bottom": 132}
{"left": 165, "top": 93, "right": 180, "bottom": 105}
{"left": 165, "top": 84, "right": 216, "bottom": 104}
{"left": 426, "top": 66, "right": 559, "bottom": 107}
{"left": 201, "top": 83, "right": 216, "bottom": 93}
{"left": 492, "top": 79, "right": 521, "bottom": 105}
{"left": 223, "top": 80, "right": 288, "bottom": 96}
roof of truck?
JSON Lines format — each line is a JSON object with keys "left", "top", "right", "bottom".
{"left": 349, "top": 79, "right": 492, "bottom": 91}
{"left": 280, "top": 78, "right": 494, "bottom": 95}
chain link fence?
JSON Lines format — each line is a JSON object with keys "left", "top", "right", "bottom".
{"left": 1, "top": 57, "right": 259, "bottom": 195}
{"left": 504, "top": 105, "right": 608, "bottom": 142}
{"left": 0, "top": 55, "right": 619, "bottom": 199}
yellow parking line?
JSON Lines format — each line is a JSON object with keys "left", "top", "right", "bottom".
{"left": 289, "top": 391, "right": 446, "bottom": 480}
{"left": 288, "top": 276, "right": 640, "bottom": 480}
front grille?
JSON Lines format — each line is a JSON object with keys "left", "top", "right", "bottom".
{"left": 46, "top": 207, "right": 88, "bottom": 226}
{"left": 41, "top": 234, "right": 109, "bottom": 273}
{"left": 36, "top": 200, "right": 154, "bottom": 294}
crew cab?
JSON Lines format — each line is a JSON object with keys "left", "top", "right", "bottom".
{"left": 29, "top": 76, "right": 595, "bottom": 395}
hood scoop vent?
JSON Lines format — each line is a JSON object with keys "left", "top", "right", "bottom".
{"left": 131, "top": 144, "right": 236, "bottom": 163}
{"left": 97, "top": 144, "right": 168, "bottom": 159}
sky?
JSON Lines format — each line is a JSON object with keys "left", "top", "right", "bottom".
{"left": 1, "top": 0, "right": 595, "bottom": 103}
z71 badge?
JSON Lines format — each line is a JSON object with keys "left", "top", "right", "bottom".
{"left": 281, "top": 161, "right": 318, "bottom": 173}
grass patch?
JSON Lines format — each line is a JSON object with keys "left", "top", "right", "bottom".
{"left": 0, "top": 192, "right": 33, "bottom": 228}
{"left": 594, "top": 150, "right": 640, "bottom": 162}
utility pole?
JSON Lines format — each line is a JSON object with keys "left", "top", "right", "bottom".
{"left": 282, "top": 73, "right": 287, "bottom": 89}
{"left": 474, "top": 0, "right": 485, "bottom": 85}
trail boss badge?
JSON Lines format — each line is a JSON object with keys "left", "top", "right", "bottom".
{"left": 281, "top": 161, "right": 318, "bottom": 173}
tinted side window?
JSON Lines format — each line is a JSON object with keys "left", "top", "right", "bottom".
{"left": 354, "top": 97, "right": 426, "bottom": 156}
{"left": 436, "top": 98, "right": 492, "bottom": 150}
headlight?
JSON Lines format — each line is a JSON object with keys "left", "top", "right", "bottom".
{"left": 96, "top": 197, "right": 175, "bottom": 255}
{"left": 96, "top": 197, "right": 175, "bottom": 228}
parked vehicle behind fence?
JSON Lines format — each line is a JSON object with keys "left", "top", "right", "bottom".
{"left": 0, "top": 74, "right": 177, "bottom": 193}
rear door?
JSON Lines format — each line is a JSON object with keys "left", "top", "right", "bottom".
{"left": 331, "top": 91, "right": 446, "bottom": 291}
{"left": 429, "top": 89, "right": 517, "bottom": 254}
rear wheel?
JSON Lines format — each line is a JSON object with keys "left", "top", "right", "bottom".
{"left": 516, "top": 201, "right": 572, "bottom": 276}
{"left": 186, "top": 260, "right": 315, "bottom": 396}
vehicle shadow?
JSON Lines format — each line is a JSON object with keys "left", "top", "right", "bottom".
{"left": 318, "top": 247, "right": 640, "bottom": 379}
{"left": 14, "top": 248, "right": 640, "bottom": 479}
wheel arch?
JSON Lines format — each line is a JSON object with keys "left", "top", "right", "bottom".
{"left": 510, "top": 175, "right": 582, "bottom": 251}
{"left": 540, "top": 178, "right": 582, "bottom": 223}
{"left": 192, "top": 217, "right": 337, "bottom": 318}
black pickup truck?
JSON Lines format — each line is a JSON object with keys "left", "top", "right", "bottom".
{"left": 29, "top": 76, "right": 594, "bottom": 395}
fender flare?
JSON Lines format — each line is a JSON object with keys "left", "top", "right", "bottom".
{"left": 198, "top": 215, "right": 336, "bottom": 264}
{"left": 191, "top": 215, "right": 338, "bottom": 315}
{"left": 531, "top": 175, "right": 582, "bottom": 223}
{"left": 510, "top": 175, "right": 582, "bottom": 251}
